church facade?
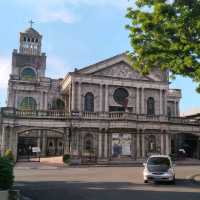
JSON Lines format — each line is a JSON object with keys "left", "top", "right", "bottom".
{"left": 0, "top": 27, "right": 200, "bottom": 163}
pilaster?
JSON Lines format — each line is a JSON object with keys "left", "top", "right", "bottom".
{"left": 141, "top": 88, "right": 145, "bottom": 114}
{"left": 142, "top": 133, "right": 145, "bottom": 158}
{"left": 160, "top": 89, "right": 163, "bottom": 115}
{"left": 161, "top": 133, "right": 164, "bottom": 154}
{"left": 78, "top": 82, "right": 82, "bottom": 112}
{"left": 1, "top": 126, "right": 6, "bottom": 155}
{"left": 136, "top": 87, "right": 140, "bottom": 114}
{"left": 71, "top": 82, "right": 75, "bottom": 111}
{"left": 99, "top": 84, "right": 103, "bottom": 112}
{"left": 136, "top": 130, "right": 141, "bottom": 159}
{"left": 98, "top": 132, "right": 102, "bottom": 158}
{"left": 105, "top": 85, "right": 109, "bottom": 112}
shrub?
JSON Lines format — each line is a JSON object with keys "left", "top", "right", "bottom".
{"left": 0, "top": 157, "right": 14, "bottom": 190}
{"left": 63, "top": 154, "right": 71, "bottom": 164}
{"left": 4, "top": 149, "right": 15, "bottom": 163}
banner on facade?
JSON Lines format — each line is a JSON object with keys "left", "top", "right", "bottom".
{"left": 112, "top": 133, "right": 131, "bottom": 157}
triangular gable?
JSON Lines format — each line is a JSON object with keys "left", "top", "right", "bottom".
{"left": 92, "top": 61, "right": 152, "bottom": 81}
{"left": 76, "top": 53, "right": 168, "bottom": 82}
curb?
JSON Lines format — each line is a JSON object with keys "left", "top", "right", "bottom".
{"left": 188, "top": 174, "right": 200, "bottom": 184}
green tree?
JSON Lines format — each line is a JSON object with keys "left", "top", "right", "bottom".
{"left": 126, "top": 0, "right": 200, "bottom": 92}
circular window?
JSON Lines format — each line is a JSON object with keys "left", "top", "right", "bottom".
{"left": 113, "top": 88, "right": 129, "bottom": 105}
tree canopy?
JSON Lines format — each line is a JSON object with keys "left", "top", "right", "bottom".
{"left": 126, "top": 0, "right": 200, "bottom": 92}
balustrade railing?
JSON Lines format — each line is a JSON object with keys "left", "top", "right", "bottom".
{"left": 1, "top": 107, "right": 199, "bottom": 125}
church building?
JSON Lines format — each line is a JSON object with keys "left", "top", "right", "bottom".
{"left": 0, "top": 26, "right": 200, "bottom": 163}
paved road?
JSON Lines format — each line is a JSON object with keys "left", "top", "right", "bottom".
{"left": 14, "top": 163, "right": 200, "bottom": 200}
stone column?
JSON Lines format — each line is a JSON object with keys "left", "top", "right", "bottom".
{"left": 13, "top": 132, "right": 18, "bottom": 161}
{"left": 8, "top": 127, "right": 13, "bottom": 150}
{"left": 165, "top": 134, "right": 170, "bottom": 155}
{"left": 44, "top": 92, "right": 48, "bottom": 110}
{"left": 68, "top": 87, "right": 71, "bottom": 112}
{"left": 142, "top": 134, "right": 145, "bottom": 158}
{"left": 104, "top": 133, "right": 108, "bottom": 158}
{"left": 99, "top": 84, "right": 103, "bottom": 112}
{"left": 37, "top": 131, "right": 41, "bottom": 149}
{"left": 163, "top": 90, "right": 167, "bottom": 115}
{"left": 174, "top": 101, "right": 177, "bottom": 117}
{"left": 1, "top": 126, "right": 6, "bottom": 155}
{"left": 136, "top": 87, "right": 140, "bottom": 114}
{"left": 71, "top": 82, "right": 75, "bottom": 111}
{"left": 160, "top": 90, "right": 163, "bottom": 115}
{"left": 105, "top": 85, "right": 109, "bottom": 112}
{"left": 41, "top": 131, "right": 47, "bottom": 156}
{"left": 40, "top": 91, "right": 43, "bottom": 110}
{"left": 176, "top": 102, "right": 180, "bottom": 117}
{"left": 141, "top": 88, "right": 145, "bottom": 114}
{"left": 78, "top": 82, "right": 82, "bottom": 112}
{"left": 161, "top": 133, "right": 164, "bottom": 154}
{"left": 98, "top": 133, "right": 102, "bottom": 158}
{"left": 131, "top": 134, "right": 135, "bottom": 159}
{"left": 136, "top": 131, "right": 141, "bottom": 159}
{"left": 108, "top": 133, "right": 112, "bottom": 160}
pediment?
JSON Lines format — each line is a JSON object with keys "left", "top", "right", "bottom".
{"left": 76, "top": 53, "right": 168, "bottom": 82}
{"left": 92, "top": 61, "right": 151, "bottom": 81}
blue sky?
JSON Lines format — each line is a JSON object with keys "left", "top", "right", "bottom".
{"left": 0, "top": 0, "right": 200, "bottom": 115}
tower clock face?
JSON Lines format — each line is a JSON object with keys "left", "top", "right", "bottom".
{"left": 113, "top": 88, "right": 129, "bottom": 105}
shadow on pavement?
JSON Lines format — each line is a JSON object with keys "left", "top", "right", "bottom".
{"left": 15, "top": 179, "right": 200, "bottom": 200}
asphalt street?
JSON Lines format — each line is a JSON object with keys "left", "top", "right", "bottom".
{"left": 14, "top": 163, "right": 200, "bottom": 200}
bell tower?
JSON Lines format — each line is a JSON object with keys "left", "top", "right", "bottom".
{"left": 19, "top": 20, "right": 42, "bottom": 56}
{"left": 11, "top": 22, "right": 46, "bottom": 79}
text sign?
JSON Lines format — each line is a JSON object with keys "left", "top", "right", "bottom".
{"left": 32, "top": 147, "right": 41, "bottom": 153}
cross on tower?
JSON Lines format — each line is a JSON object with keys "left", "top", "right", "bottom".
{"left": 29, "top": 20, "right": 34, "bottom": 28}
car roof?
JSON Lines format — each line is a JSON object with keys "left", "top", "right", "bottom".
{"left": 148, "top": 155, "right": 171, "bottom": 159}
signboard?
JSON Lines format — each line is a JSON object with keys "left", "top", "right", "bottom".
{"left": 32, "top": 147, "right": 41, "bottom": 153}
{"left": 112, "top": 133, "right": 131, "bottom": 157}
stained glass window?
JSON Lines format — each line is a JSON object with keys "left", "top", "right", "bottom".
{"left": 21, "top": 68, "right": 36, "bottom": 81}
{"left": 147, "top": 97, "right": 155, "bottom": 115}
{"left": 20, "top": 97, "right": 37, "bottom": 110}
{"left": 84, "top": 93, "right": 94, "bottom": 112}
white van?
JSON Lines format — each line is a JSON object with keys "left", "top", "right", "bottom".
{"left": 143, "top": 155, "right": 175, "bottom": 184}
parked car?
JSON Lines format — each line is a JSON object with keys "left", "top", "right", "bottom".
{"left": 143, "top": 155, "right": 175, "bottom": 184}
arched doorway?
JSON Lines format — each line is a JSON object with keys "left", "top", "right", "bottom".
{"left": 82, "top": 134, "right": 97, "bottom": 163}
{"left": 17, "top": 129, "right": 65, "bottom": 161}
{"left": 171, "top": 133, "right": 200, "bottom": 159}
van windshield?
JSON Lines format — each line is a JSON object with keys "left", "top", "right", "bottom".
{"left": 147, "top": 157, "right": 171, "bottom": 172}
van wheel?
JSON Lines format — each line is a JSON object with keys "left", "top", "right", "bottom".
{"left": 171, "top": 178, "right": 176, "bottom": 184}
{"left": 144, "top": 180, "right": 148, "bottom": 183}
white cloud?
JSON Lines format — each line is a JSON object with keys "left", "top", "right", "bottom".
{"left": 0, "top": 55, "right": 11, "bottom": 89}
{"left": 180, "top": 107, "right": 200, "bottom": 116}
{"left": 15, "top": 0, "right": 133, "bottom": 24}
{"left": 66, "top": 0, "right": 133, "bottom": 8}
{"left": 38, "top": 8, "right": 75, "bottom": 24}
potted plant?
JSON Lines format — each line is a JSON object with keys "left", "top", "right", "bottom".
{"left": 0, "top": 156, "right": 14, "bottom": 200}
{"left": 62, "top": 154, "right": 71, "bottom": 164}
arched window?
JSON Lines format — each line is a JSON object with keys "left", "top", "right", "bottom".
{"left": 148, "top": 135, "right": 156, "bottom": 152}
{"left": 147, "top": 97, "right": 155, "bottom": 115}
{"left": 84, "top": 134, "right": 94, "bottom": 153}
{"left": 20, "top": 97, "right": 37, "bottom": 110}
{"left": 51, "top": 99, "right": 65, "bottom": 110}
{"left": 167, "top": 106, "right": 172, "bottom": 118}
{"left": 21, "top": 68, "right": 36, "bottom": 81}
{"left": 84, "top": 92, "right": 94, "bottom": 112}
